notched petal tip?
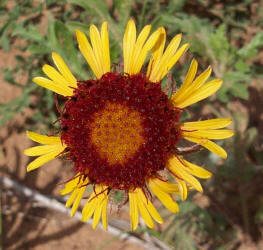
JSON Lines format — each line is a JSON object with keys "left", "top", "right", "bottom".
{"left": 227, "top": 130, "right": 235, "bottom": 138}
{"left": 215, "top": 78, "right": 223, "bottom": 85}
{"left": 183, "top": 42, "right": 190, "bottom": 51}
{"left": 157, "top": 26, "right": 166, "bottom": 36}
{"left": 26, "top": 166, "right": 34, "bottom": 172}
{"left": 205, "top": 171, "right": 213, "bottom": 178}
{"left": 81, "top": 216, "right": 86, "bottom": 222}
{"left": 25, "top": 131, "right": 39, "bottom": 141}
{"left": 102, "top": 21, "right": 108, "bottom": 26}
{"left": 75, "top": 29, "right": 85, "bottom": 40}
{"left": 32, "top": 76, "right": 46, "bottom": 84}
{"left": 60, "top": 190, "right": 67, "bottom": 196}
{"left": 23, "top": 148, "right": 30, "bottom": 155}
{"left": 51, "top": 51, "right": 58, "bottom": 58}
{"left": 125, "top": 18, "right": 136, "bottom": 34}
{"left": 127, "top": 18, "right": 135, "bottom": 25}
{"left": 198, "top": 185, "right": 204, "bottom": 193}
{"left": 42, "top": 64, "right": 50, "bottom": 71}
{"left": 75, "top": 29, "right": 82, "bottom": 35}
{"left": 90, "top": 24, "right": 99, "bottom": 34}
{"left": 26, "top": 130, "right": 32, "bottom": 137}
{"left": 101, "top": 21, "right": 108, "bottom": 32}
{"left": 191, "top": 58, "right": 198, "bottom": 66}
{"left": 70, "top": 210, "right": 75, "bottom": 217}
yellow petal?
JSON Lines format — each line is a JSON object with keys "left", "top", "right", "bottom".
{"left": 26, "top": 149, "right": 63, "bottom": 172}
{"left": 146, "top": 27, "right": 166, "bottom": 78}
{"left": 182, "top": 129, "right": 234, "bottom": 140}
{"left": 135, "top": 191, "right": 154, "bottom": 228}
{"left": 183, "top": 135, "right": 228, "bottom": 159}
{"left": 130, "top": 24, "right": 151, "bottom": 74}
{"left": 92, "top": 197, "right": 104, "bottom": 229}
{"left": 52, "top": 52, "right": 77, "bottom": 87}
{"left": 159, "top": 34, "right": 182, "bottom": 67}
{"left": 71, "top": 179, "right": 89, "bottom": 216}
{"left": 160, "top": 43, "right": 190, "bottom": 80}
{"left": 33, "top": 77, "right": 73, "bottom": 96}
{"left": 26, "top": 131, "right": 62, "bottom": 145}
{"left": 156, "top": 190, "right": 179, "bottom": 213}
{"left": 152, "top": 178, "right": 179, "bottom": 193}
{"left": 82, "top": 198, "right": 97, "bottom": 222}
{"left": 174, "top": 79, "right": 223, "bottom": 108}
{"left": 81, "top": 185, "right": 108, "bottom": 226}
{"left": 149, "top": 180, "right": 179, "bottom": 213}
{"left": 168, "top": 156, "right": 203, "bottom": 192}
{"left": 90, "top": 24, "right": 104, "bottom": 76}
{"left": 189, "top": 65, "right": 212, "bottom": 90}
{"left": 71, "top": 188, "right": 86, "bottom": 216}
{"left": 76, "top": 30, "right": 101, "bottom": 78}
{"left": 175, "top": 177, "right": 188, "bottom": 200}
{"left": 180, "top": 118, "right": 232, "bottom": 130}
{"left": 102, "top": 197, "right": 108, "bottom": 230}
{"left": 171, "top": 65, "right": 212, "bottom": 104}
{"left": 42, "top": 64, "right": 70, "bottom": 87}
{"left": 149, "top": 34, "right": 181, "bottom": 82}
{"left": 24, "top": 144, "right": 65, "bottom": 156}
{"left": 66, "top": 188, "right": 78, "bottom": 208}
{"left": 180, "top": 158, "right": 212, "bottom": 179}
{"left": 100, "top": 22, "right": 110, "bottom": 73}
{"left": 181, "top": 59, "right": 198, "bottom": 88}
{"left": 171, "top": 59, "right": 198, "bottom": 100}
{"left": 138, "top": 189, "right": 163, "bottom": 224}
{"left": 129, "top": 192, "right": 139, "bottom": 231}
{"left": 133, "top": 27, "right": 162, "bottom": 74}
{"left": 60, "top": 175, "right": 80, "bottom": 195}
{"left": 123, "top": 19, "right": 136, "bottom": 74}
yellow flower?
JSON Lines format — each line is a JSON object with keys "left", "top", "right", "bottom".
{"left": 25, "top": 19, "right": 233, "bottom": 231}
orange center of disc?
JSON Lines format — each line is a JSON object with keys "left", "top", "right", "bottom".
{"left": 90, "top": 102, "right": 145, "bottom": 165}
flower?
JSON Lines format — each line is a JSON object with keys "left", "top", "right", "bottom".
{"left": 24, "top": 19, "right": 234, "bottom": 231}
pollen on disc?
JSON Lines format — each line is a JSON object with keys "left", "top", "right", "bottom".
{"left": 90, "top": 102, "right": 144, "bottom": 165}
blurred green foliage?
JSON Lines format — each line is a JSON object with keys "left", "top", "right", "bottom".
{"left": 1, "top": 0, "right": 263, "bottom": 249}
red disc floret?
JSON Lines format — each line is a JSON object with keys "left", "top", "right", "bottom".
{"left": 60, "top": 72, "right": 181, "bottom": 190}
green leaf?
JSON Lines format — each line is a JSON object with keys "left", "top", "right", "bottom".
{"left": 209, "top": 24, "right": 235, "bottom": 64}
{"left": 167, "top": 0, "right": 187, "bottom": 13}
{"left": 114, "top": 0, "right": 132, "bottom": 27}
{"left": 65, "top": 21, "right": 90, "bottom": 33}
{"left": 3, "top": 68, "right": 23, "bottom": 87}
{"left": 68, "top": 0, "right": 122, "bottom": 48}
{"left": 49, "top": 20, "right": 88, "bottom": 79}
{"left": 68, "top": 0, "right": 109, "bottom": 20}
{"left": 12, "top": 24, "right": 44, "bottom": 42}
{"left": 230, "top": 82, "right": 249, "bottom": 100}
{"left": 27, "top": 44, "right": 50, "bottom": 54}
{"left": 234, "top": 60, "right": 249, "bottom": 72}
{"left": 238, "top": 32, "right": 263, "bottom": 59}
{"left": 0, "top": 31, "right": 10, "bottom": 52}
{"left": 223, "top": 71, "right": 250, "bottom": 83}
{"left": 217, "top": 88, "right": 229, "bottom": 102}
{"left": 179, "top": 201, "right": 196, "bottom": 214}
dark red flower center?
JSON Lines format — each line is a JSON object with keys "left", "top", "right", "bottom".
{"left": 60, "top": 72, "right": 181, "bottom": 190}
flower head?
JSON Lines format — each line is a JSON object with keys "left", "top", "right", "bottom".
{"left": 24, "top": 19, "right": 233, "bottom": 231}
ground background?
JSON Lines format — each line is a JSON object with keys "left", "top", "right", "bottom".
{"left": 1, "top": 0, "right": 263, "bottom": 249}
